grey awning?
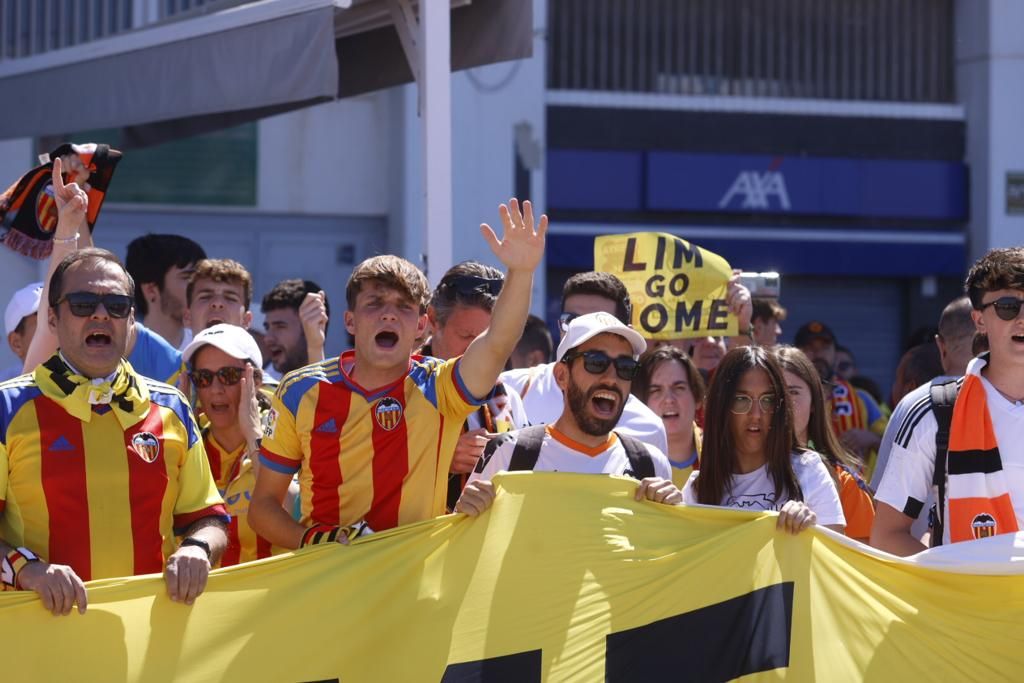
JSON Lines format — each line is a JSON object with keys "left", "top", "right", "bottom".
{"left": 0, "top": 0, "right": 531, "bottom": 146}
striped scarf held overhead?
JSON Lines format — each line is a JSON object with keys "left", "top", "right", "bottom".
{"left": 946, "top": 360, "right": 1020, "bottom": 543}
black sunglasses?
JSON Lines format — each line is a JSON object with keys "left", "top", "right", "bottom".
{"left": 440, "top": 275, "right": 503, "bottom": 299}
{"left": 59, "top": 292, "right": 133, "bottom": 319}
{"left": 189, "top": 365, "right": 257, "bottom": 389}
{"left": 979, "top": 296, "right": 1024, "bottom": 321}
{"left": 562, "top": 349, "right": 640, "bottom": 381}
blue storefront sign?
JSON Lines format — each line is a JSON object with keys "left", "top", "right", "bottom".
{"left": 548, "top": 149, "right": 968, "bottom": 222}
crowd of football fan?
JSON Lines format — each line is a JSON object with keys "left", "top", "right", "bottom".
{"left": 2, "top": 161, "right": 1022, "bottom": 616}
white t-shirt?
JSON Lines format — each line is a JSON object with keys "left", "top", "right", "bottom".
{"left": 467, "top": 425, "right": 672, "bottom": 483}
{"left": 465, "top": 381, "right": 529, "bottom": 433}
{"left": 500, "top": 363, "right": 669, "bottom": 455}
{"left": 875, "top": 356, "right": 1024, "bottom": 545}
{"left": 682, "top": 450, "right": 846, "bottom": 527}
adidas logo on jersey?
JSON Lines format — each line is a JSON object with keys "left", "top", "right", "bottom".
{"left": 315, "top": 418, "right": 338, "bottom": 433}
{"left": 49, "top": 436, "right": 75, "bottom": 452}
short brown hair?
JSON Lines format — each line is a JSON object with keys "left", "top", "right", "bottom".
{"left": 633, "top": 346, "right": 706, "bottom": 406}
{"left": 751, "top": 297, "right": 787, "bottom": 324}
{"left": 187, "top": 259, "right": 253, "bottom": 309}
{"left": 561, "top": 272, "right": 631, "bottom": 323}
{"left": 346, "top": 255, "right": 430, "bottom": 312}
{"left": 965, "top": 247, "right": 1024, "bottom": 308}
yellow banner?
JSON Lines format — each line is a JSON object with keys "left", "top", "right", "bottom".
{"left": 595, "top": 231, "right": 736, "bottom": 339}
{"left": 3, "top": 473, "right": 1022, "bottom": 681}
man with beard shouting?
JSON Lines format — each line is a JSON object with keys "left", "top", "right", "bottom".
{"left": 456, "top": 312, "right": 679, "bottom": 516}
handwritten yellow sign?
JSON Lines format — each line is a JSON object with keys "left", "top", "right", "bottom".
{"left": 595, "top": 232, "right": 736, "bottom": 339}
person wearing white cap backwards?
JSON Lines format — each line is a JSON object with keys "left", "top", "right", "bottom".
{"left": 456, "top": 312, "right": 681, "bottom": 516}
{"left": 182, "top": 324, "right": 297, "bottom": 565}
{"left": 0, "top": 282, "right": 43, "bottom": 381}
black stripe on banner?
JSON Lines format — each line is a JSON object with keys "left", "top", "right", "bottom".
{"left": 441, "top": 650, "right": 542, "bottom": 683}
{"left": 606, "top": 582, "right": 794, "bottom": 682}
{"left": 948, "top": 448, "right": 1003, "bottom": 475}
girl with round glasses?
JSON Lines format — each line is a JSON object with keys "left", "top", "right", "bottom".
{"left": 774, "top": 346, "right": 875, "bottom": 543}
{"left": 682, "top": 347, "right": 845, "bottom": 535}
{"left": 633, "top": 346, "right": 705, "bottom": 488}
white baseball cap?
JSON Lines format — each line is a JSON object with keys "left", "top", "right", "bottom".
{"left": 4, "top": 282, "right": 43, "bottom": 336}
{"left": 555, "top": 312, "right": 647, "bottom": 362}
{"left": 182, "top": 323, "right": 263, "bottom": 368}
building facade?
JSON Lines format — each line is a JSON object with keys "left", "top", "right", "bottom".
{"left": 0, "top": 0, "right": 1022, "bottom": 392}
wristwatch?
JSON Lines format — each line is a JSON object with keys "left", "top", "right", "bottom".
{"left": 1, "top": 547, "right": 40, "bottom": 589}
{"left": 180, "top": 537, "right": 212, "bottom": 560}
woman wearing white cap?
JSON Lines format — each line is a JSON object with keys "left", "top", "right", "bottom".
{"left": 183, "top": 324, "right": 298, "bottom": 566}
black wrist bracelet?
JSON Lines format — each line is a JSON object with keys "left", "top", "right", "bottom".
{"left": 181, "top": 537, "right": 212, "bottom": 560}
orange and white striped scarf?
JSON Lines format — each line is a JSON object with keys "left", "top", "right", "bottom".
{"left": 946, "top": 356, "right": 1020, "bottom": 543}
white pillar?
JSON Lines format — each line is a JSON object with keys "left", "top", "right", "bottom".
{"left": 420, "top": 1, "right": 453, "bottom": 281}
{"left": 957, "top": 0, "right": 1024, "bottom": 260}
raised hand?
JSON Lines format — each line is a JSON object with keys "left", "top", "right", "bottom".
{"left": 299, "top": 291, "right": 328, "bottom": 349}
{"left": 727, "top": 269, "right": 753, "bottom": 331}
{"left": 51, "top": 157, "right": 88, "bottom": 237}
{"left": 480, "top": 198, "right": 547, "bottom": 273}
{"left": 238, "top": 364, "right": 262, "bottom": 451}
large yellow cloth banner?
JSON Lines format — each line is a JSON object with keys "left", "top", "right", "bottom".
{"left": 3, "top": 473, "right": 1022, "bottom": 681}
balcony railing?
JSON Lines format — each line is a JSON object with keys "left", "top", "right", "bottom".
{"left": 548, "top": 0, "right": 955, "bottom": 103}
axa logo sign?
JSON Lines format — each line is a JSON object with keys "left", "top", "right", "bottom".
{"left": 718, "top": 160, "right": 792, "bottom": 211}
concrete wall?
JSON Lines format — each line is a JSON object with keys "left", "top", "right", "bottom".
{"left": 392, "top": 0, "right": 548, "bottom": 311}
{"left": 957, "top": 0, "right": 1024, "bottom": 261}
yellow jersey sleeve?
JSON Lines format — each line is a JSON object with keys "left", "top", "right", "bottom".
{"left": 172, "top": 410, "right": 228, "bottom": 534}
{"left": 0, "top": 441, "right": 7, "bottom": 509}
{"left": 259, "top": 392, "right": 303, "bottom": 475}
{"left": 429, "top": 357, "right": 490, "bottom": 420}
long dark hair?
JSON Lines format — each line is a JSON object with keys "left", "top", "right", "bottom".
{"left": 774, "top": 346, "right": 858, "bottom": 473}
{"left": 696, "top": 346, "right": 801, "bottom": 505}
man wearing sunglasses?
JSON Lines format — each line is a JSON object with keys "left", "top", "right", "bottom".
{"left": 500, "top": 272, "right": 669, "bottom": 456}
{"left": 0, "top": 248, "right": 228, "bottom": 615}
{"left": 457, "top": 312, "right": 679, "bottom": 517}
{"left": 873, "top": 248, "right": 1024, "bottom": 555}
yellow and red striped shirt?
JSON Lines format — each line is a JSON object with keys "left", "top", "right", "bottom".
{"left": 204, "top": 433, "right": 276, "bottom": 566}
{"left": 260, "top": 352, "right": 483, "bottom": 532}
{"left": 0, "top": 359, "right": 226, "bottom": 581}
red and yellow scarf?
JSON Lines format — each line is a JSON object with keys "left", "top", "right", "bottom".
{"left": 946, "top": 356, "right": 1020, "bottom": 543}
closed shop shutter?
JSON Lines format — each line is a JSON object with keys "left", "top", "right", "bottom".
{"left": 779, "top": 276, "right": 904, "bottom": 404}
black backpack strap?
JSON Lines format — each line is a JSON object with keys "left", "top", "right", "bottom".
{"left": 929, "top": 378, "right": 960, "bottom": 547}
{"left": 614, "top": 432, "right": 657, "bottom": 480}
{"left": 507, "top": 425, "right": 549, "bottom": 472}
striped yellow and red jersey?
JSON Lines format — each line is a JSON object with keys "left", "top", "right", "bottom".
{"left": 260, "top": 352, "right": 483, "bottom": 532}
{"left": 0, "top": 364, "right": 227, "bottom": 582}
{"left": 203, "top": 432, "right": 275, "bottom": 566}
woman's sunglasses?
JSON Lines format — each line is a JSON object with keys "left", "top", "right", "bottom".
{"left": 561, "top": 349, "right": 640, "bottom": 381}
{"left": 979, "top": 296, "right": 1024, "bottom": 321}
{"left": 730, "top": 394, "right": 779, "bottom": 415}
{"left": 189, "top": 365, "right": 258, "bottom": 389}
{"left": 58, "top": 292, "right": 133, "bottom": 319}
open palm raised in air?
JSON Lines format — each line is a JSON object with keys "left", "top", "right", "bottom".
{"left": 480, "top": 198, "right": 547, "bottom": 273}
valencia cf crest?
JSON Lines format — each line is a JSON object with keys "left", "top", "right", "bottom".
{"left": 971, "top": 513, "right": 997, "bottom": 540}
{"left": 374, "top": 397, "right": 404, "bottom": 431}
{"left": 131, "top": 432, "right": 161, "bottom": 464}
{"left": 35, "top": 186, "right": 58, "bottom": 234}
